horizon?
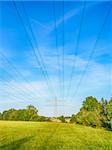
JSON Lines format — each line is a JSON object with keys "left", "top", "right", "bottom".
{"left": 0, "top": 1, "right": 112, "bottom": 117}
{"left": 0, "top": 95, "right": 112, "bottom": 118}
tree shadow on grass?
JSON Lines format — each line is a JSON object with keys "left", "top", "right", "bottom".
{"left": 105, "top": 128, "right": 112, "bottom": 132}
{"left": 0, "top": 136, "right": 33, "bottom": 150}
{"left": 37, "top": 125, "right": 64, "bottom": 150}
{"left": 38, "top": 140, "right": 64, "bottom": 150}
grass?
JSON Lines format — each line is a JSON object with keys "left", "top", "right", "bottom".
{"left": 0, "top": 121, "right": 112, "bottom": 150}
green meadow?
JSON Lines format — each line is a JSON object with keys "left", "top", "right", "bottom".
{"left": 0, "top": 121, "right": 112, "bottom": 150}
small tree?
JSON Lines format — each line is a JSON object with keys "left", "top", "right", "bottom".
{"left": 58, "top": 115, "right": 65, "bottom": 123}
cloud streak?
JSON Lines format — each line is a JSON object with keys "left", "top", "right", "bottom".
{"left": 32, "top": 2, "right": 98, "bottom": 34}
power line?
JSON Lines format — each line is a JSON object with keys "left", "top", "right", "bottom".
{"left": 0, "top": 80, "right": 39, "bottom": 103}
{"left": 67, "top": 1, "right": 86, "bottom": 98}
{"left": 72, "top": 4, "right": 112, "bottom": 98}
{"left": 0, "top": 68, "right": 42, "bottom": 100}
{"left": 0, "top": 79, "right": 39, "bottom": 102}
{"left": 52, "top": 1, "right": 61, "bottom": 98}
{"left": 12, "top": 1, "right": 55, "bottom": 99}
{"left": 0, "top": 53, "right": 43, "bottom": 98}
{"left": 0, "top": 80, "right": 42, "bottom": 105}
{"left": 62, "top": 0, "right": 65, "bottom": 100}
{"left": 21, "top": 2, "right": 57, "bottom": 99}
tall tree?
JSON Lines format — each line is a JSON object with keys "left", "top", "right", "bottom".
{"left": 100, "top": 98, "right": 108, "bottom": 115}
{"left": 107, "top": 98, "right": 112, "bottom": 129}
{"left": 27, "top": 105, "right": 38, "bottom": 114}
{"left": 71, "top": 96, "right": 102, "bottom": 127}
{"left": 82, "top": 96, "right": 101, "bottom": 112}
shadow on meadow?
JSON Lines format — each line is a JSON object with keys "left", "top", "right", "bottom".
{"left": 38, "top": 140, "right": 64, "bottom": 150}
{"left": 0, "top": 136, "right": 33, "bottom": 150}
{"left": 37, "top": 125, "right": 64, "bottom": 150}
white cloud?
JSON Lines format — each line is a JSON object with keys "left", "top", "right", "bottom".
{"left": 31, "top": 2, "right": 98, "bottom": 35}
{"left": 0, "top": 39, "right": 111, "bottom": 116}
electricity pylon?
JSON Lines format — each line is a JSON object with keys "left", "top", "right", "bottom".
{"left": 45, "top": 96, "right": 63, "bottom": 117}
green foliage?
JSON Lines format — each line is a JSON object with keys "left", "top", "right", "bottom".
{"left": 82, "top": 96, "right": 101, "bottom": 112}
{"left": 58, "top": 115, "right": 65, "bottom": 123}
{"left": 107, "top": 99, "right": 112, "bottom": 118}
{"left": 107, "top": 98, "right": 112, "bottom": 129}
{"left": 27, "top": 105, "right": 38, "bottom": 113}
{"left": 71, "top": 96, "right": 112, "bottom": 129}
{"left": 0, "top": 105, "right": 48, "bottom": 122}
{"left": 2, "top": 109, "right": 17, "bottom": 120}
{"left": 0, "top": 113, "right": 2, "bottom": 120}
{"left": 37, "top": 116, "right": 50, "bottom": 122}
{"left": 100, "top": 98, "right": 108, "bottom": 115}
{"left": 73, "top": 110, "right": 102, "bottom": 127}
{"left": 0, "top": 96, "right": 112, "bottom": 130}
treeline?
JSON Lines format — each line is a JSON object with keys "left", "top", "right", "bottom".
{"left": 70, "top": 96, "right": 112, "bottom": 130}
{"left": 0, "top": 96, "right": 112, "bottom": 130}
{"left": 0, "top": 105, "right": 50, "bottom": 122}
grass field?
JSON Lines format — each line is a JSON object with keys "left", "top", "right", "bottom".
{"left": 0, "top": 121, "right": 112, "bottom": 150}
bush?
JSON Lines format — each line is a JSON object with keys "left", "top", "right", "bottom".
{"left": 58, "top": 116, "right": 65, "bottom": 123}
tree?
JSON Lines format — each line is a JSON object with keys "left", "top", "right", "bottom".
{"left": 58, "top": 116, "right": 65, "bottom": 123}
{"left": 0, "top": 112, "right": 2, "bottom": 120}
{"left": 27, "top": 105, "right": 38, "bottom": 114}
{"left": 2, "top": 109, "right": 17, "bottom": 120}
{"left": 15, "top": 109, "right": 27, "bottom": 121}
{"left": 26, "top": 105, "right": 39, "bottom": 121}
{"left": 82, "top": 96, "right": 101, "bottom": 112}
{"left": 100, "top": 98, "right": 108, "bottom": 115}
{"left": 1, "top": 105, "right": 40, "bottom": 121}
{"left": 70, "top": 114, "right": 76, "bottom": 123}
{"left": 107, "top": 98, "right": 112, "bottom": 129}
{"left": 71, "top": 110, "right": 102, "bottom": 127}
{"left": 70, "top": 96, "right": 103, "bottom": 127}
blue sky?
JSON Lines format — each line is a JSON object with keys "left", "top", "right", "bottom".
{"left": 0, "top": 1, "right": 112, "bottom": 116}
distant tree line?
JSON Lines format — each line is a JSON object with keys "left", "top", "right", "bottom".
{"left": 70, "top": 96, "right": 112, "bottom": 130}
{"left": 0, "top": 96, "right": 112, "bottom": 130}
{"left": 0, "top": 105, "right": 50, "bottom": 122}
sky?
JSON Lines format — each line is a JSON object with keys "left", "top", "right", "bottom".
{"left": 0, "top": 1, "right": 112, "bottom": 116}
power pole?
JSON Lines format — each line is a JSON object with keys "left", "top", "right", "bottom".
{"left": 54, "top": 96, "right": 58, "bottom": 117}
{"left": 45, "top": 97, "right": 64, "bottom": 117}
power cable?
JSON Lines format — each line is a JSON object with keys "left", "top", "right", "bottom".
{"left": 52, "top": 1, "right": 62, "bottom": 98}
{"left": 67, "top": 1, "right": 86, "bottom": 98}
{"left": 12, "top": 1, "right": 55, "bottom": 99}
{"left": 72, "top": 5, "right": 112, "bottom": 98}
